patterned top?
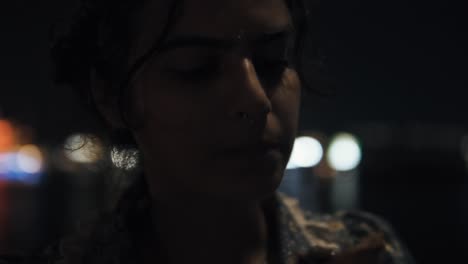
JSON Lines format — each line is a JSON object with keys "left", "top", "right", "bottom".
{"left": 0, "top": 193, "right": 415, "bottom": 264}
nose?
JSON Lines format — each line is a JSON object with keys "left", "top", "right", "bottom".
{"left": 227, "top": 57, "right": 272, "bottom": 123}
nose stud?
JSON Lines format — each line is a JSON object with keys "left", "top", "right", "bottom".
{"left": 236, "top": 106, "right": 271, "bottom": 125}
{"left": 237, "top": 111, "right": 254, "bottom": 125}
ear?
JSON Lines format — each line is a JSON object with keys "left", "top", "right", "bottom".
{"left": 89, "top": 69, "right": 127, "bottom": 129}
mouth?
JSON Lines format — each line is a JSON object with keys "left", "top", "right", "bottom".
{"left": 217, "top": 141, "right": 284, "bottom": 159}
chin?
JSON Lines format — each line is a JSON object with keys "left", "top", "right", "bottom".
{"left": 216, "top": 160, "right": 286, "bottom": 201}
{"left": 196, "top": 150, "right": 288, "bottom": 201}
{"left": 248, "top": 168, "right": 284, "bottom": 200}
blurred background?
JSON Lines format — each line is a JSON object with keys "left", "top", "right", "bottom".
{"left": 0, "top": 0, "right": 467, "bottom": 263}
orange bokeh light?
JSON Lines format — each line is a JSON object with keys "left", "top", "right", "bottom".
{"left": 0, "top": 120, "right": 15, "bottom": 152}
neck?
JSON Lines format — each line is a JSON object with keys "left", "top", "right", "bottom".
{"left": 146, "top": 195, "right": 270, "bottom": 264}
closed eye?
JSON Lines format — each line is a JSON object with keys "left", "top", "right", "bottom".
{"left": 165, "top": 61, "right": 221, "bottom": 82}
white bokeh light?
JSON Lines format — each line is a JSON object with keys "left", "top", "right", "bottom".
{"left": 287, "top": 136, "right": 323, "bottom": 169}
{"left": 0, "top": 153, "right": 10, "bottom": 174}
{"left": 327, "top": 133, "right": 362, "bottom": 171}
{"left": 64, "top": 134, "right": 103, "bottom": 163}
{"left": 17, "top": 145, "right": 43, "bottom": 174}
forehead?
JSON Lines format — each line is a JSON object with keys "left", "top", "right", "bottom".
{"left": 130, "top": 0, "right": 291, "bottom": 60}
{"left": 171, "top": 0, "right": 291, "bottom": 38}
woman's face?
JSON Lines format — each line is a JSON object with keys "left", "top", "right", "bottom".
{"left": 128, "top": 0, "right": 301, "bottom": 201}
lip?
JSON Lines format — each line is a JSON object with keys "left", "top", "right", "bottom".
{"left": 218, "top": 142, "right": 283, "bottom": 158}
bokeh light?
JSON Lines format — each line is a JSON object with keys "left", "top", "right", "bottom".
{"left": 0, "top": 153, "right": 13, "bottom": 175}
{"left": 327, "top": 133, "right": 362, "bottom": 171}
{"left": 0, "top": 151, "right": 42, "bottom": 185}
{"left": 287, "top": 136, "right": 324, "bottom": 169}
{"left": 0, "top": 120, "right": 15, "bottom": 152}
{"left": 17, "top": 145, "right": 43, "bottom": 174}
{"left": 64, "top": 134, "right": 104, "bottom": 164}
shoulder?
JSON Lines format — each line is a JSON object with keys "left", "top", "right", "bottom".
{"left": 0, "top": 255, "right": 25, "bottom": 264}
{"left": 33, "top": 184, "right": 150, "bottom": 264}
{"left": 277, "top": 194, "right": 416, "bottom": 264}
{"left": 0, "top": 236, "right": 94, "bottom": 264}
{"left": 48, "top": 213, "right": 135, "bottom": 264}
{"left": 18, "top": 212, "right": 132, "bottom": 264}
{"left": 0, "top": 254, "right": 49, "bottom": 264}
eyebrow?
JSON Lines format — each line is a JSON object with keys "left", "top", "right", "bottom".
{"left": 158, "top": 27, "right": 294, "bottom": 52}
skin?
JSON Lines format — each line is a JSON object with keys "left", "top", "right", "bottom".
{"left": 130, "top": 0, "right": 301, "bottom": 201}
{"left": 93, "top": 0, "right": 301, "bottom": 263}
{"left": 93, "top": 0, "right": 389, "bottom": 263}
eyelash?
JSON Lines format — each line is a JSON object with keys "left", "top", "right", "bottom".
{"left": 166, "top": 62, "right": 221, "bottom": 82}
{"left": 167, "top": 56, "right": 291, "bottom": 84}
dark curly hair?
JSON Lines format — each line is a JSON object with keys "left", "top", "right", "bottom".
{"left": 51, "top": 0, "right": 322, "bottom": 147}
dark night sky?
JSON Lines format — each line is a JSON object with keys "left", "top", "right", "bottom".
{"left": 0, "top": 0, "right": 82, "bottom": 143}
{"left": 311, "top": 0, "right": 467, "bottom": 124}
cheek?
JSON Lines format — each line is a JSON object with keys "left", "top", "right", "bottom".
{"left": 136, "top": 72, "right": 207, "bottom": 129}
{"left": 132, "top": 75, "right": 217, "bottom": 158}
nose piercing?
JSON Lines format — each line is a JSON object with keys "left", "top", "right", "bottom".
{"left": 237, "top": 106, "right": 270, "bottom": 125}
{"left": 237, "top": 111, "right": 254, "bottom": 124}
